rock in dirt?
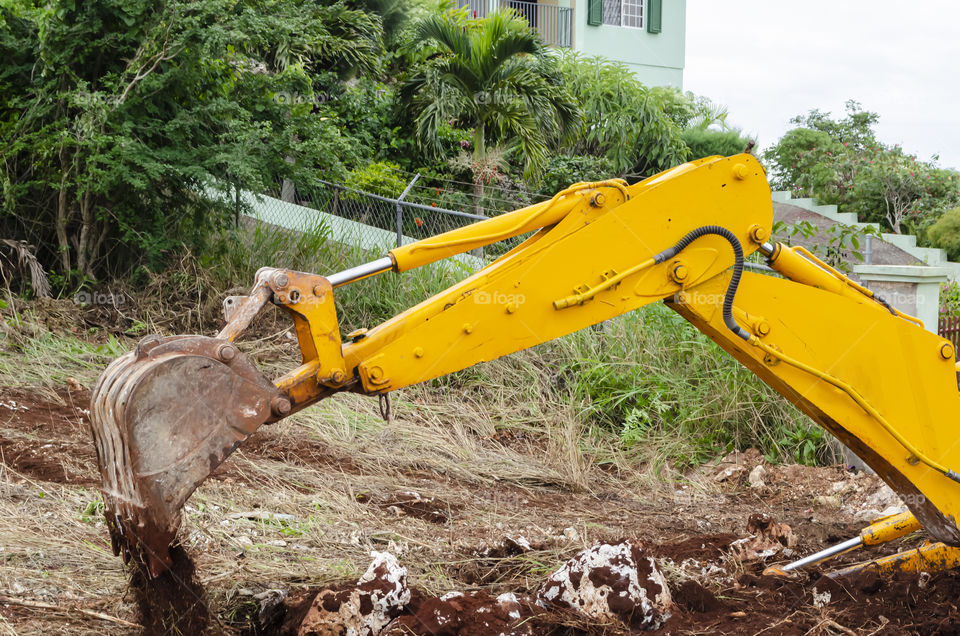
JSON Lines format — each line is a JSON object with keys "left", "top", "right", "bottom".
{"left": 708, "top": 448, "right": 764, "bottom": 484}
{"left": 298, "top": 551, "right": 410, "bottom": 636}
{"left": 729, "top": 513, "right": 797, "bottom": 562}
{"left": 854, "top": 483, "right": 907, "bottom": 522}
{"left": 382, "top": 590, "right": 534, "bottom": 635}
{"left": 748, "top": 464, "right": 767, "bottom": 489}
{"left": 537, "top": 541, "right": 672, "bottom": 630}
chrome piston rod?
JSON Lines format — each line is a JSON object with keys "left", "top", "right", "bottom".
{"left": 327, "top": 256, "right": 394, "bottom": 288}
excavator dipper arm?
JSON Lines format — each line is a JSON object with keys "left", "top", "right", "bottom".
{"left": 89, "top": 154, "right": 960, "bottom": 576}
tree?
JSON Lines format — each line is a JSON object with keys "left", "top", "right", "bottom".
{"left": 0, "top": 0, "right": 383, "bottom": 282}
{"left": 681, "top": 128, "right": 753, "bottom": 161}
{"left": 764, "top": 101, "right": 960, "bottom": 236}
{"left": 927, "top": 207, "right": 960, "bottom": 261}
{"left": 553, "top": 51, "right": 688, "bottom": 177}
{"left": 399, "top": 9, "right": 578, "bottom": 212}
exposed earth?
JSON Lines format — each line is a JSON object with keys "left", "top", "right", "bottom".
{"left": 1, "top": 301, "right": 959, "bottom": 634}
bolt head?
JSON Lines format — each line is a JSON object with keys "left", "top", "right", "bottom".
{"left": 590, "top": 192, "right": 606, "bottom": 208}
{"left": 733, "top": 163, "right": 749, "bottom": 180}
{"left": 671, "top": 264, "right": 689, "bottom": 283}
{"left": 941, "top": 342, "right": 955, "bottom": 360}
{"left": 413, "top": 347, "right": 425, "bottom": 358}
{"left": 749, "top": 225, "right": 769, "bottom": 243}
{"left": 272, "top": 272, "right": 290, "bottom": 288}
{"left": 271, "top": 395, "right": 292, "bottom": 416}
{"left": 217, "top": 344, "right": 237, "bottom": 362}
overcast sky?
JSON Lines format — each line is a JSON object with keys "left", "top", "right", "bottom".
{"left": 684, "top": 1, "right": 960, "bottom": 171}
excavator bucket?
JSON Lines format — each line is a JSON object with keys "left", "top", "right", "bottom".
{"left": 89, "top": 334, "right": 284, "bottom": 575}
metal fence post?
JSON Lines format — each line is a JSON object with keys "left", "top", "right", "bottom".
{"left": 396, "top": 173, "right": 421, "bottom": 248}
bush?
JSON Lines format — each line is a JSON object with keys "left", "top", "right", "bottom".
{"left": 681, "top": 128, "right": 753, "bottom": 161}
{"left": 927, "top": 207, "right": 960, "bottom": 261}
{"left": 554, "top": 305, "right": 814, "bottom": 467}
{"left": 536, "top": 155, "right": 617, "bottom": 195}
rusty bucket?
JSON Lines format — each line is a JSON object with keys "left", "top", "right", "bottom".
{"left": 89, "top": 335, "right": 284, "bottom": 575}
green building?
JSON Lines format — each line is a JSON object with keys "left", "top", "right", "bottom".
{"left": 459, "top": 0, "right": 686, "bottom": 88}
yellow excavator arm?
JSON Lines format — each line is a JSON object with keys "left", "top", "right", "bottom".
{"left": 89, "top": 154, "right": 960, "bottom": 576}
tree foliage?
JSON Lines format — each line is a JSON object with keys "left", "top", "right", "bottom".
{"left": 0, "top": 0, "right": 383, "bottom": 282}
{"left": 399, "top": 10, "right": 578, "bottom": 182}
{"left": 764, "top": 101, "right": 960, "bottom": 235}
{"left": 554, "top": 50, "right": 687, "bottom": 176}
{"left": 927, "top": 207, "right": 960, "bottom": 261}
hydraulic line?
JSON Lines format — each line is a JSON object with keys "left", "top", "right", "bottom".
{"left": 749, "top": 335, "right": 960, "bottom": 484}
{"left": 654, "top": 226, "right": 751, "bottom": 341}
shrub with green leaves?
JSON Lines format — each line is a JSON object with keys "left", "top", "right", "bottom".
{"left": 927, "top": 207, "right": 960, "bottom": 261}
{"left": 0, "top": 0, "right": 383, "bottom": 284}
{"left": 554, "top": 50, "right": 688, "bottom": 177}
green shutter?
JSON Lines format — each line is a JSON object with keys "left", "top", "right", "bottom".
{"left": 647, "top": 0, "right": 662, "bottom": 33}
{"left": 587, "top": 0, "right": 602, "bottom": 26}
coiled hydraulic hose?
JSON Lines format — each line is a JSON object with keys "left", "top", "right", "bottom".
{"left": 653, "top": 226, "right": 751, "bottom": 341}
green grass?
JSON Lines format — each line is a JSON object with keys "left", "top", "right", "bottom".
{"left": 199, "top": 220, "right": 827, "bottom": 467}
{"left": 0, "top": 329, "right": 128, "bottom": 387}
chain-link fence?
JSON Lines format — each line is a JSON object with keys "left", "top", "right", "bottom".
{"left": 229, "top": 177, "right": 498, "bottom": 276}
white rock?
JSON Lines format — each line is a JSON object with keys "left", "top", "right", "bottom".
{"left": 748, "top": 465, "right": 767, "bottom": 488}
{"left": 538, "top": 541, "right": 672, "bottom": 630}
{"left": 298, "top": 552, "right": 410, "bottom": 636}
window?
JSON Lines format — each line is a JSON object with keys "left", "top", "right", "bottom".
{"left": 621, "top": 0, "right": 643, "bottom": 28}
{"left": 599, "top": 0, "right": 643, "bottom": 29}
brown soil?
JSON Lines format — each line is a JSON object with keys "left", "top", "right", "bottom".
{"left": 0, "top": 387, "right": 97, "bottom": 486}
{"left": 129, "top": 545, "right": 209, "bottom": 635}
{"left": 2, "top": 384, "right": 959, "bottom": 635}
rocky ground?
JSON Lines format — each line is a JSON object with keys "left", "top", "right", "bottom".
{"left": 1, "top": 297, "right": 958, "bottom": 634}
{"left": 2, "top": 383, "right": 958, "bottom": 634}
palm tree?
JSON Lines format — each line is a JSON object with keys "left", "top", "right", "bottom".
{"left": 400, "top": 9, "right": 578, "bottom": 212}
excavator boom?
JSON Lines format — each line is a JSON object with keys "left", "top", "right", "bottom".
{"left": 89, "top": 154, "right": 960, "bottom": 575}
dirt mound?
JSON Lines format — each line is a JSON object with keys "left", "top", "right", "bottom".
{"left": 0, "top": 387, "right": 97, "bottom": 485}
{"left": 384, "top": 590, "right": 536, "bottom": 635}
{"left": 672, "top": 580, "right": 722, "bottom": 614}
{"left": 655, "top": 533, "right": 737, "bottom": 562}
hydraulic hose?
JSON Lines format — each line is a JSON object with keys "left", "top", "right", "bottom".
{"left": 654, "top": 226, "right": 751, "bottom": 341}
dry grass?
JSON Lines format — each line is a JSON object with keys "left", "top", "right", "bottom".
{"left": 0, "top": 328, "right": 682, "bottom": 634}
{"left": 0, "top": 297, "right": 807, "bottom": 634}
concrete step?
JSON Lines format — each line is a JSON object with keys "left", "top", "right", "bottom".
{"left": 907, "top": 247, "right": 947, "bottom": 265}
{"left": 836, "top": 213, "right": 859, "bottom": 224}
{"left": 771, "top": 191, "right": 792, "bottom": 203}
{"left": 882, "top": 233, "right": 917, "bottom": 250}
